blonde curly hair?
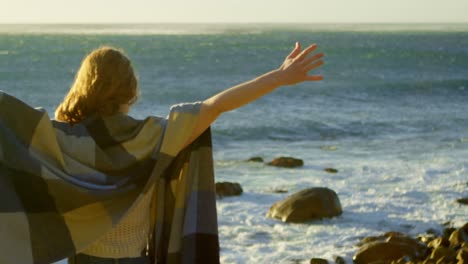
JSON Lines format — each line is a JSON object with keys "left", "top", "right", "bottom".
{"left": 55, "top": 46, "right": 138, "bottom": 125}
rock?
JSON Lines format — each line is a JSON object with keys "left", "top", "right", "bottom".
{"left": 457, "top": 247, "right": 468, "bottom": 263}
{"left": 427, "top": 237, "right": 450, "bottom": 249}
{"left": 247, "top": 156, "right": 264, "bottom": 162}
{"left": 215, "top": 182, "right": 243, "bottom": 197}
{"left": 393, "top": 256, "right": 412, "bottom": 264}
{"left": 334, "top": 256, "right": 346, "bottom": 264}
{"left": 267, "top": 187, "right": 342, "bottom": 223}
{"left": 418, "top": 234, "right": 435, "bottom": 245}
{"left": 418, "top": 230, "right": 438, "bottom": 244}
{"left": 353, "top": 232, "right": 429, "bottom": 264}
{"left": 271, "top": 188, "right": 288, "bottom": 193}
{"left": 429, "top": 246, "right": 457, "bottom": 263}
{"left": 443, "top": 227, "right": 457, "bottom": 240}
{"left": 457, "top": 197, "right": 468, "bottom": 205}
{"left": 357, "top": 235, "right": 382, "bottom": 247}
{"left": 449, "top": 223, "right": 468, "bottom": 248}
{"left": 267, "top": 156, "right": 304, "bottom": 168}
{"left": 356, "top": 232, "right": 407, "bottom": 247}
{"left": 310, "top": 258, "right": 329, "bottom": 264}
{"left": 426, "top": 228, "right": 440, "bottom": 236}
{"left": 324, "top": 168, "right": 338, "bottom": 173}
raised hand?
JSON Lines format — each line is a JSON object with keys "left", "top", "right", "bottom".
{"left": 277, "top": 42, "right": 324, "bottom": 86}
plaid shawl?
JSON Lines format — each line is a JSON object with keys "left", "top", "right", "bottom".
{"left": 0, "top": 91, "right": 219, "bottom": 264}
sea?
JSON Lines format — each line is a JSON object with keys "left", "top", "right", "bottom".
{"left": 0, "top": 23, "right": 467, "bottom": 263}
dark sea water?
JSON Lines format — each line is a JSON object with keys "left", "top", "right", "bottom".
{"left": 1, "top": 24, "right": 467, "bottom": 263}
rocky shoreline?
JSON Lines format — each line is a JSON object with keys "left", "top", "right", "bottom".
{"left": 215, "top": 156, "right": 468, "bottom": 264}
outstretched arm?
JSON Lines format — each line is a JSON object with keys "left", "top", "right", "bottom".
{"left": 184, "top": 42, "right": 324, "bottom": 147}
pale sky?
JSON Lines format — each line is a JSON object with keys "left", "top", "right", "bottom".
{"left": 1, "top": 0, "right": 468, "bottom": 24}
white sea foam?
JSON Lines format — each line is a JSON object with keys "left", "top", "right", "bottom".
{"left": 211, "top": 139, "right": 468, "bottom": 263}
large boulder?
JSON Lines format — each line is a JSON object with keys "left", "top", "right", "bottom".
{"left": 267, "top": 156, "right": 304, "bottom": 168}
{"left": 353, "top": 232, "right": 429, "bottom": 264}
{"left": 215, "top": 182, "right": 243, "bottom": 197}
{"left": 266, "top": 187, "right": 342, "bottom": 223}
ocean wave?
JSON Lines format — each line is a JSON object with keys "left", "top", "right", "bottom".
{"left": 212, "top": 119, "right": 428, "bottom": 142}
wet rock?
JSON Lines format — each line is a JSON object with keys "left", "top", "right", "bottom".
{"left": 324, "top": 168, "right": 338, "bottom": 173}
{"left": 309, "top": 258, "right": 329, "bottom": 264}
{"left": 272, "top": 188, "right": 288, "bottom": 193}
{"left": 267, "top": 156, "right": 304, "bottom": 168}
{"left": 457, "top": 197, "right": 468, "bottom": 205}
{"left": 353, "top": 232, "right": 429, "bottom": 264}
{"left": 267, "top": 187, "right": 342, "bottom": 223}
{"left": 247, "top": 156, "right": 264, "bottom": 162}
{"left": 334, "top": 256, "right": 346, "bottom": 264}
{"left": 215, "top": 182, "right": 243, "bottom": 197}
{"left": 449, "top": 223, "right": 468, "bottom": 248}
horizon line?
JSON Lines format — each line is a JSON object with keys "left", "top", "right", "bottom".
{"left": 1, "top": 21, "right": 468, "bottom": 25}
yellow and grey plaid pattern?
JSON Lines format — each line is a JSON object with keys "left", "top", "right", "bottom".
{"left": 0, "top": 91, "right": 219, "bottom": 264}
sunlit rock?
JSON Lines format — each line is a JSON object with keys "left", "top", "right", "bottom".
{"left": 267, "top": 187, "right": 342, "bottom": 223}
{"left": 267, "top": 156, "right": 304, "bottom": 168}
{"left": 353, "top": 232, "right": 429, "bottom": 264}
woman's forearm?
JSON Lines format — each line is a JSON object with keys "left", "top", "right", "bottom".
{"left": 204, "top": 69, "right": 283, "bottom": 114}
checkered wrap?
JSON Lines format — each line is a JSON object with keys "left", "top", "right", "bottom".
{"left": 0, "top": 91, "right": 219, "bottom": 264}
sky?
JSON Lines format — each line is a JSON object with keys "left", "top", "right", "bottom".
{"left": 1, "top": 0, "right": 468, "bottom": 24}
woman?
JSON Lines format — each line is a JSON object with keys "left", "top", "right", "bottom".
{"left": 57, "top": 42, "right": 324, "bottom": 263}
